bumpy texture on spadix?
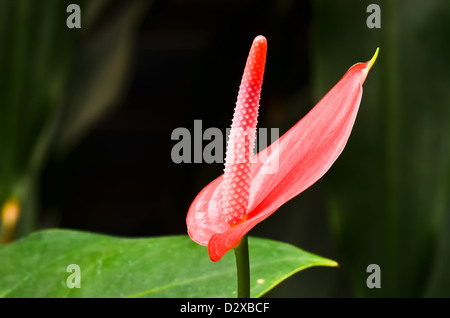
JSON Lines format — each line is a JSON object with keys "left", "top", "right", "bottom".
{"left": 221, "top": 35, "right": 267, "bottom": 225}
{"left": 187, "top": 39, "right": 379, "bottom": 261}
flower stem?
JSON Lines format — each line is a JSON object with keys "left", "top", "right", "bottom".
{"left": 234, "top": 235, "right": 250, "bottom": 298}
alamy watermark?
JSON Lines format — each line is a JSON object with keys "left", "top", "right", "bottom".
{"left": 366, "top": 264, "right": 381, "bottom": 289}
{"left": 171, "top": 120, "right": 279, "bottom": 174}
{"left": 366, "top": 4, "right": 381, "bottom": 29}
{"left": 66, "top": 264, "right": 81, "bottom": 288}
{"left": 66, "top": 4, "right": 81, "bottom": 29}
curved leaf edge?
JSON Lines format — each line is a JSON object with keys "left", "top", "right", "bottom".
{"left": 0, "top": 229, "right": 338, "bottom": 298}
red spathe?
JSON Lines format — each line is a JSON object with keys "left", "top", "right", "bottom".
{"left": 186, "top": 36, "right": 378, "bottom": 261}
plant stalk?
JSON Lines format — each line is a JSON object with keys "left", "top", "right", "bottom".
{"left": 234, "top": 235, "right": 250, "bottom": 298}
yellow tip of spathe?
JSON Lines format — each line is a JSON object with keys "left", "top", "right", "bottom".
{"left": 361, "top": 47, "right": 379, "bottom": 84}
{"left": 368, "top": 47, "right": 379, "bottom": 70}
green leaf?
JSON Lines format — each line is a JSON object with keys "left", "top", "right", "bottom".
{"left": 0, "top": 229, "right": 337, "bottom": 298}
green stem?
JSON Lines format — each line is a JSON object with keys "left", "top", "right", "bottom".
{"left": 234, "top": 235, "right": 250, "bottom": 298}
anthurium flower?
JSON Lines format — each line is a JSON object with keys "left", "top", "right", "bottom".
{"left": 187, "top": 35, "right": 378, "bottom": 261}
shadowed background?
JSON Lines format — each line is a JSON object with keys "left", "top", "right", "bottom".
{"left": 1, "top": 0, "right": 449, "bottom": 297}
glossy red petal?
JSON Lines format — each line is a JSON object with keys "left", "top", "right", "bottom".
{"left": 247, "top": 49, "right": 378, "bottom": 221}
{"left": 188, "top": 49, "right": 378, "bottom": 261}
{"left": 186, "top": 176, "right": 226, "bottom": 246}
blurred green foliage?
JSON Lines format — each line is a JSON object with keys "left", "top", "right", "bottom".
{"left": 1, "top": 0, "right": 450, "bottom": 298}
{"left": 313, "top": 0, "right": 450, "bottom": 297}
{"left": 0, "top": 0, "right": 150, "bottom": 239}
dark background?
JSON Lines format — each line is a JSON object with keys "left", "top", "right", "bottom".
{"left": 40, "top": 0, "right": 337, "bottom": 297}
{"left": 2, "top": 0, "right": 450, "bottom": 297}
{"left": 43, "top": 0, "right": 311, "bottom": 237}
